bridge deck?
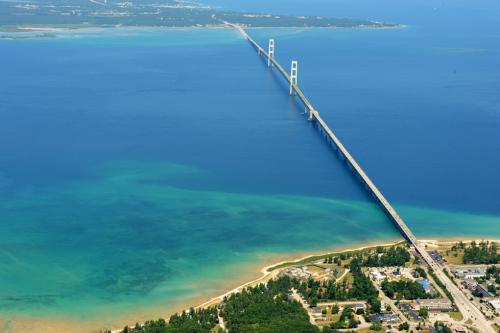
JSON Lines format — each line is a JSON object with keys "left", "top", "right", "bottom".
{"left": 229, "top": 22, "right": 417, "bottom": 246}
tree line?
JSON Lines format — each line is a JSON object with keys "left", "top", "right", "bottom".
{"left": 220, "top": 275, "right": 319, "bottom": 333}
{"left": 462, "top": 241, "right": 499, "bottom": 264}
{"left": 112, "top": 276, "right": 319, "bottom": 333}
{"left": 364, "top": 246, "right": 411, "bottom": 267}
{"left": 111, "top": 307, "right": 220, "bottom": 333}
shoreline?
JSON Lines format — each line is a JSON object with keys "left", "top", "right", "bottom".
{"left": 0, "top": 23, "right": 406, "bottom": 35}
{"left": 2, "top": 237, "right": 498, "bottom": 333}
{"left": 194, "top": 238, "right": 405, "bottom": 310}
{"left": 109, "top": 236, "right": 500, "bottom": 332}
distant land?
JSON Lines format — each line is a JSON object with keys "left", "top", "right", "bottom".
{"left": 0, "top": 0, "right": 399, "bottom": 33}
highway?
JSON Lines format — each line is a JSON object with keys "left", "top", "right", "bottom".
{"left": 230, "top": 22, "right": 496, "bottom": 333}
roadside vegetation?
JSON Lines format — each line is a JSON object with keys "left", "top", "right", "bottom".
{"left": 446, "top": 241, "right": 499, "bottom": 264}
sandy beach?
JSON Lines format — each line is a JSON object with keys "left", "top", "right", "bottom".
{"left": 101, "top": 237, "right": 500, "bottom": 333}
{"left": 2, "top": 237, "right": 499, "bottom": 333}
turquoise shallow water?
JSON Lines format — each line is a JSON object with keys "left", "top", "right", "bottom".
{"left": 0, "top": 161, "right": 400, "bottom": 319}
{"left": 0, "top": 0, "right": 500, "bottom": 328}
{"left": 0, "top": 159, "right": 497, "bottom": 323}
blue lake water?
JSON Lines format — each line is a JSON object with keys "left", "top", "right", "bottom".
{"left": 0, "top": 0, "right": 499, "bottom": 330}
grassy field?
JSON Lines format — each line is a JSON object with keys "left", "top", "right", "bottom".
{"left": 448, "top": 311, "right": 464, "bottom": 321}
{"left": 307, "top": 264, "right": 328, "bottom": 274}
{"left": 268, "top": 241, "right": 406, "bottom": 271}
{"left": 315, "top": 312, "right": 341, "bottom": 327}
{"left": 438, "top": 245, "right": 465, "bottom": 265}
{"left": 341, "top": 272, "right": 354, "bottom": 287}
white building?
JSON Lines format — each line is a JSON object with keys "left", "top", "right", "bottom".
{"left": 415, "top": 298, "right": 453, "bottom": 312}
{"left": 451, "top": 267, "right": 485, "bottom": 279}
{"left": 370, "top": 269, "right": 386, "bottom": 281}
{"left": 488, "top": 299, "right": 500, "bottom": 311}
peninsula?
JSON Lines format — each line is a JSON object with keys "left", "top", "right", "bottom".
{"left": 0, "top": 0, "right": 398, "bottom": 33}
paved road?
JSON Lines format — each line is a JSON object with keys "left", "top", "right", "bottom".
{"left": 419, "top": 249, "right": 496, "bottom": 333}
{"left": 231, "top": 23, "right": 496, "bottom": 333}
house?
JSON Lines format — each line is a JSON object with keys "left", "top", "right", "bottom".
{"left": 346, "top": 303, "right": 364, "bottom": 312}
{"left": 368, "top": 313, "right": 399, "bottom": 324}
{"left": 399, "top": 302, "right": 421, "bottom": 320}
{"left": 465, "top": 270, "right": 485, "bottom": 279}
{"left": 415, "top": 298, "right": 453, "bottom": 312}
{"left": 371, "top": 270, "right": 386, "bottom": 282}
{"left": 462, "top": 279, "right": 478, "bottom": 290}
{"left": 451, "top": 267, "right": 486, "bottom": 279}
{"left": 369, "top": 312, "right": 399, "bottom": 324}
{"left": 311, "top": 306, "right": 327, "bottom": 317}
{"left": 282, "top": 266, "right": 312, "bottom": 280}
{"left": 407, "top": 309, "right": 421, "bottom": 321}
{"left": 399, "top": 303, "right": 412, "bottom": 312}
{"left": 382, "top": 313, "right": 399, "bottom": 324}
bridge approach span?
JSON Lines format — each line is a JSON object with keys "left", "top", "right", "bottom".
{"left": 227, "top": 23, "right": 496, "bottom": 333}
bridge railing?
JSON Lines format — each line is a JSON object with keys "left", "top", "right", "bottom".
{"left": 228, "top": 22, "right": 418, "bottom": 244}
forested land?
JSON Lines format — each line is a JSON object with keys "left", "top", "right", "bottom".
{"left": 461, "top": 241, "right": 499, "bottom": 264}
{"left": 112, "top": 276, "right": 319, "bottom": 333}
{"left": 381, "top": 280, "right": 438, "bottom": 300}
{"left": 364, "top": 246, "right": 411, "bottom": 267}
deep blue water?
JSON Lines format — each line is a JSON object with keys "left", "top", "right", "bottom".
{"left": 206, "top": 0, "right": 500, "bottom": 215}
{"left": 0, "top": 0, "right": 499, "bottom": 329}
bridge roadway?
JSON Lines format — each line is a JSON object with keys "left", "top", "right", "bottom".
{"left": 229, "top": 23, "right": 496, "bottom": 333}
{"left": 227, "top": 22, "right": 417, "bottom": 246}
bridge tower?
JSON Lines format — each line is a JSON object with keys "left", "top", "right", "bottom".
{"left": 268, "top": 39, "right": 275, "bottom": 67}
{"left": 290, "top": 60, "right": 298, "bottom": 95}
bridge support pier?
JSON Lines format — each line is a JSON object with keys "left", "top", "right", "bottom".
{"left": 290, "top": 60, "right": 298, "bottom": 95}
{"left": 268, "top": 39, "right": 275, "bottom": 67}
{"left": 308, "top": 109, "right": 315, "bottom": 121}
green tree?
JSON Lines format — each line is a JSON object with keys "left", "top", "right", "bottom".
{"left": 419, "top": 307, "right": 429, "bottom": 319}
{"left": 398, "top": 322, "right": 409, "bottom": 331}
{"left": 414, "top": 267, "right": 427, "bottom": 278}
{"left": 487, "top": 284, "right": 496, "bottom": 295}
{"left": 370, "top": 321, "right": 383, "bottom": 331}
{"left": 369, "top": 298, "right": 381, "bottom": 313}
{"left": 462, "top": 241, "right": 499, "bottom": 264}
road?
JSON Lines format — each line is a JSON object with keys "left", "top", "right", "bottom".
{"left": 230, "top": 23, "right": 496, "bottom": 333}
{"left": 291, "top": 288, "right": 316, "bottom": 325}
{"left": 418, "top": 248, "right": 496, "bottom": 333}
{"left": 458, "top": 279, "right": 500, "bottom": 327}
